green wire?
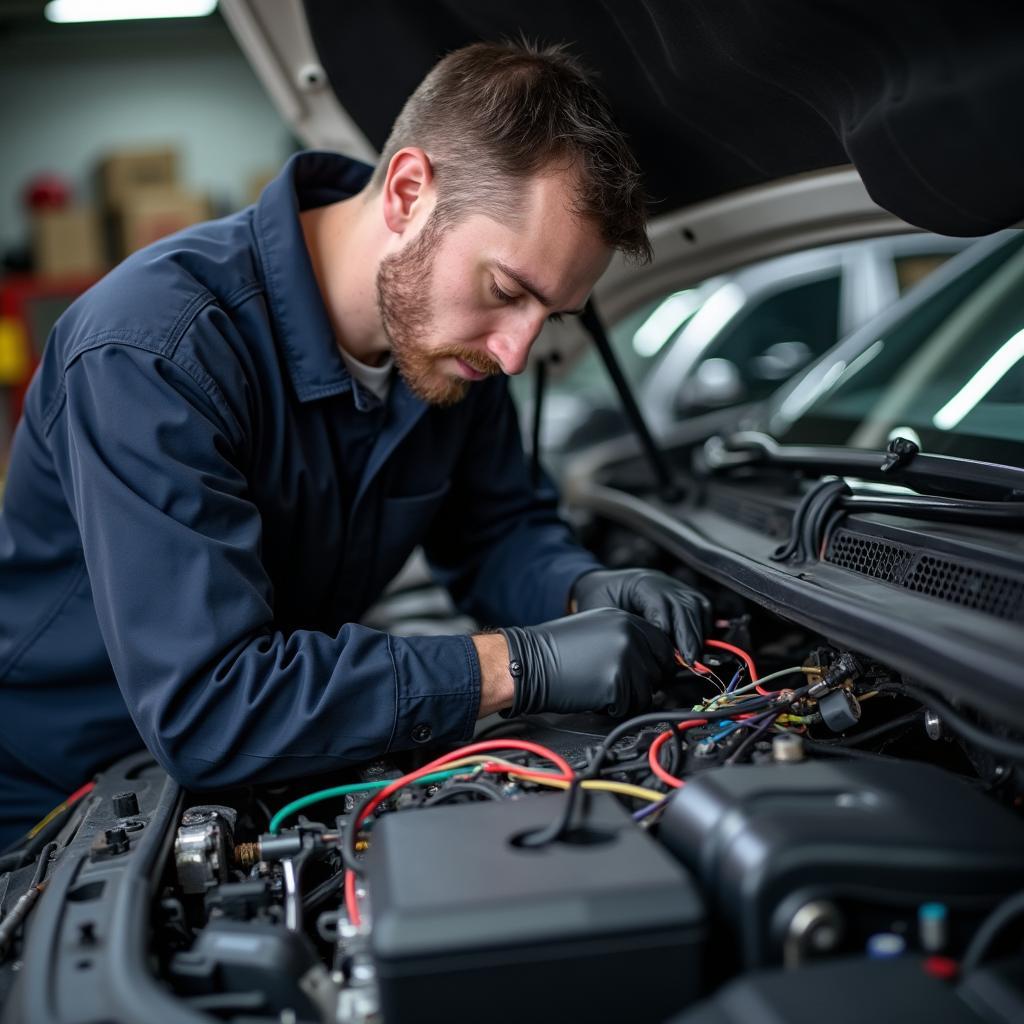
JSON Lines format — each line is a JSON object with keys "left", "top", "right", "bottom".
{"left": 268, "top": 767, "right": 469, "bottom": 834}
{"left": 702, "top": 665, "right": 808, "bottom": 710}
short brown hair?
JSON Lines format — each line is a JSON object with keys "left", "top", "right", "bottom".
{"left": 370, "top": 40, "right": 652, "bottom": 264}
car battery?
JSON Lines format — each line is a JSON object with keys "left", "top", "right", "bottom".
{"left": 366, "top": 791, "right": 706, "bottom": 1024}
{"left": 658, "top": 760, "right": 1024, "bottom": 968}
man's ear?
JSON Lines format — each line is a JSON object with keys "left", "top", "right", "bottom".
{"left": 381, "top": 147, "right": 435, "bottom": 235}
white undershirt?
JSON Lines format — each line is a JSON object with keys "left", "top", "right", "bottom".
{"left": 338, "top": 346, "right": 394, "bottom": 404}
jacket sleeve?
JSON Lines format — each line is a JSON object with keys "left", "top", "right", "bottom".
{"left": 424, "top": 377, "right": 604, "bottom": 627}
{"left": 49, "top": 341, "right": 479, "bottom": 790}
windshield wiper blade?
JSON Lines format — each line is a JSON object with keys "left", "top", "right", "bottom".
{"left": 703, "top": 431, "right": 1024, "bottom": 500}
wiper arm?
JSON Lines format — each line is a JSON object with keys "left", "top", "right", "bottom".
{"left": 703, "top": 430, "right": 1024, "bottom": 501}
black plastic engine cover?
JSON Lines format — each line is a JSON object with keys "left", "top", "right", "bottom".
{"left": 668, "top": 955, "right": 993, "bottom": 1024}
{"left": 658, "top": 760, "right": 1024, "bottom": 968}
{"left": 169, "top": 919, "right": 333, "bottom": 1019}
{"left": 367, "top": 791, "right": 706, "bottom": 1024}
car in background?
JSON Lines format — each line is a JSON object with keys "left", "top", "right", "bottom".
{"left": 513, "top": 232, "right": 965, "bottom": 469}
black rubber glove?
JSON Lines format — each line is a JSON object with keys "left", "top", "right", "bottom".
{"left": 571, "top": 568, "right": 710, "bottom": 664}
{"left": 499, "top": 607, "right": 676, "bottom": 718}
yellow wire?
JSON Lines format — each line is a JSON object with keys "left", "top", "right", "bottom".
{"left": 427, "top": 755, "right": 664, "bottom": 804}
{"left": 508, "top": 773, "right": 664, "bottom": 804}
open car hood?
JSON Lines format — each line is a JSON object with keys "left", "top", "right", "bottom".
{"left": 222, "top": 0, "right": 1024, "bottom": 239}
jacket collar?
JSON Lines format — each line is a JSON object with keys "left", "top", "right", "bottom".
{"left": 254, "top": 150, "right": 374, "bottom": 403}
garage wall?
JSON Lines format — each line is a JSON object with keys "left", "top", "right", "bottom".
{"left": 0, "top": 15, "right": 297, "bottom": 254}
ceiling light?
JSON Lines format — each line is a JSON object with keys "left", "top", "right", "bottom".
{"left": 44, "top": 0, "right": 217, "bottom": 23}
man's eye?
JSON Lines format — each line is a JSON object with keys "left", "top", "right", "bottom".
{"left": 547, "top": 312, "right": 564, "bottom": 324}
{"left": 490, "top": 281, "right": 515, "bottom": 304}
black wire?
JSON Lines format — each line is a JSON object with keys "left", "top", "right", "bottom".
{"left": 0, "top": 799, "right": 76, "bottom": 871}
{"left": 665, "top": 731, "right": 682, "bottom": 777}
{"left": 584, "top": 700, "right": 778, "bottom": 779}
{"left": 875, "top": 683, "right": 1024, "bottom": 762}
{"left": 725, "top": 712, "right": 781, "bottom": 765}
{"left": 772, "top": 479, "right": 849, "bottom": 562}
{"left": 422, "top": 781, "right": 503, "bottom": 806}
{"left": 340, "top": 793, "right": 377, "bottom": 877}
{"left": 303, "top": 870, "right": 346, "bottom": 911}
{"left": 515, "top": 778, "right": 587, "bottom": 849}
{"left": 962, "top": 890, "right": 1024, "bottom": 973}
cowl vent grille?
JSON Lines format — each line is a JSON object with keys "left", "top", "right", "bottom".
{"left": 705, "top": 492, "right": 791, "bottom": 539}
{"left": 825, "top": 529, "right": 1024, "bottom": 622}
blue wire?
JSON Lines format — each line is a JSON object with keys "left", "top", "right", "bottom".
{"left": 709, "top": 719, "right": 739, "bottom": 742}
{"left": 726, "top": 668, "right": 743, "bottom": 693}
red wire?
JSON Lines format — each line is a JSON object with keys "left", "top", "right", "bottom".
{"left": 66, "top": 781, "right": 95, "bottom": 805}
{"left": 705, "top": 638, "right": 769, "bottom": 695}
{"left": 343, "top": 739, "right": 575, "bottom": 926}
{"left": 648, "top": 706, "right": 765, "bottom": 787}
{"left": 648, "top": 720, "right": 707, "bottom": 787}
{"left": 344, "top": 868, "right": 361, "bottom": 926}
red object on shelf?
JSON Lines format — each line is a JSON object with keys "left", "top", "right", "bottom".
{"left": 0, "top": 274, "right": 99, "bottom": 445}
{"left": 23, "top": 173, "right": 72, "bottom": 211}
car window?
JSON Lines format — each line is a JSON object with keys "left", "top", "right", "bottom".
{"left": 677, "top": 274, "right": 841, "bottom": 414}
{"left": 777, "top": 233, "right": 1024, "bottom": 467}
{"left": 511, "top": 291, "right": 704, "bottom": 411}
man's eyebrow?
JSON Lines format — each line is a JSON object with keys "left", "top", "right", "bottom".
{"left": 492, "top": 260, "right": 586, "bottom": 316}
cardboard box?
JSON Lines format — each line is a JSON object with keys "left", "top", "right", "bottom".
{"left": 116, "top": 186, "right": 211, "bottom": 258}
{"left": 97, "top": 146, "right": 178, "bottom": 210}
{"left": 31, "top": 207, "right": 106, "bottom": 277}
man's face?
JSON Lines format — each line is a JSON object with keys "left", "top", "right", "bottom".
{"left": 376, "top": 171, "right": 613, "bottom": 406}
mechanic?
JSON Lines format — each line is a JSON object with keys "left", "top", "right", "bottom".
{"left": 0, "top": 41, "right": 708, "bottom": 845}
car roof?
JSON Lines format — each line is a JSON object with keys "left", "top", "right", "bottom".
{"left": 298, "top": 0, "right": 1024, "bottom": 237}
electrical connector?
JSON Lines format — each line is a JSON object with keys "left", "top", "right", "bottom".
{"left": 808, "top": 651, "right": 862, "bottom": 699}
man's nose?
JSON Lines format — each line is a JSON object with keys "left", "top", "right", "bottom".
{"left": 486, "top": 317, "right": 544, "bottom": 375}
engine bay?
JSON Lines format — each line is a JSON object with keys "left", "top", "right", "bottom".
{"left": 5, "top": 572, "right": 1019, "bottom": 1024}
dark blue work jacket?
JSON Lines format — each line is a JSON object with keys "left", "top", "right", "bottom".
{"left": 0, "top": 152, "right": 601, "bottom": 816}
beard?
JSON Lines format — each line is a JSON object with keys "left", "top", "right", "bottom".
{"left": 376, "top": 211, "right": 501, "bottom": 407}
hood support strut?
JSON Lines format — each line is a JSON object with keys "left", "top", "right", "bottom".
{"left": 580, "top": 301, "right": 682, "bottom": 502}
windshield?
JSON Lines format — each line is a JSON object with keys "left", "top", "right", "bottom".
{"left": 771, "top": 232, "right": 1024, "bottom": 469}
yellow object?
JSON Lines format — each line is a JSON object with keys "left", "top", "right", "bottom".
{"left": 0, "top": 318, "right": 30, "bottom": 384}
{"left": 439, "top": 755, "right": 664, "bottom": 804}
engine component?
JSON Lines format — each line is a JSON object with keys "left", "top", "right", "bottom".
{"left": 204, "top": 880, "right": 274, "bottom": 922}
{"left": 819, "top": 688, "right": 862, "bottom": 732}
{"left": 866, "top": 932, "right": 907, "bottom": 959}
{"left": 367, "top": 792, "right": 706, "bottom": 1024}
{"left": 111, "top": 791, "right": 140, "bottom": 819}
{"left": 667, "top": 955, "right": 994, "bottom": 1024}
{"left": 658, "top": 760, "right": 1024, "bottom": 967}
{"left": 925, "top": 709, "right": 944, "bottom": 741}
{"left": 174, "top": 805, "right": 237, "bottom": 895}
{"left": 772, "top": 733, "right": 806, "bottom": 763}
{"left": 169, "top": 919, "right": 336, "bottom": 1020}
{"left": 783, "top": 899, "right": 844, "bottom": 967}
{"left": 919, "top": 902, "right": 949, "bottom": 953}
{"left": 807, "top": 651, "right": 863, "bottom": 698}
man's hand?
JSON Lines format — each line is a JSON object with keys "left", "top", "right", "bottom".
{"left": 571, "top": 568, "right": 709, "bottom": 664}
{"left": 497, "top": 608, "right": 676, "bottom": 718}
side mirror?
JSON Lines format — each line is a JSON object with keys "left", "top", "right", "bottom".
{"left": 752, "top": 340, "right": 813, "bottom": 381}
{"left": 677, "top": 358, "right": 745, "bottom": 413}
